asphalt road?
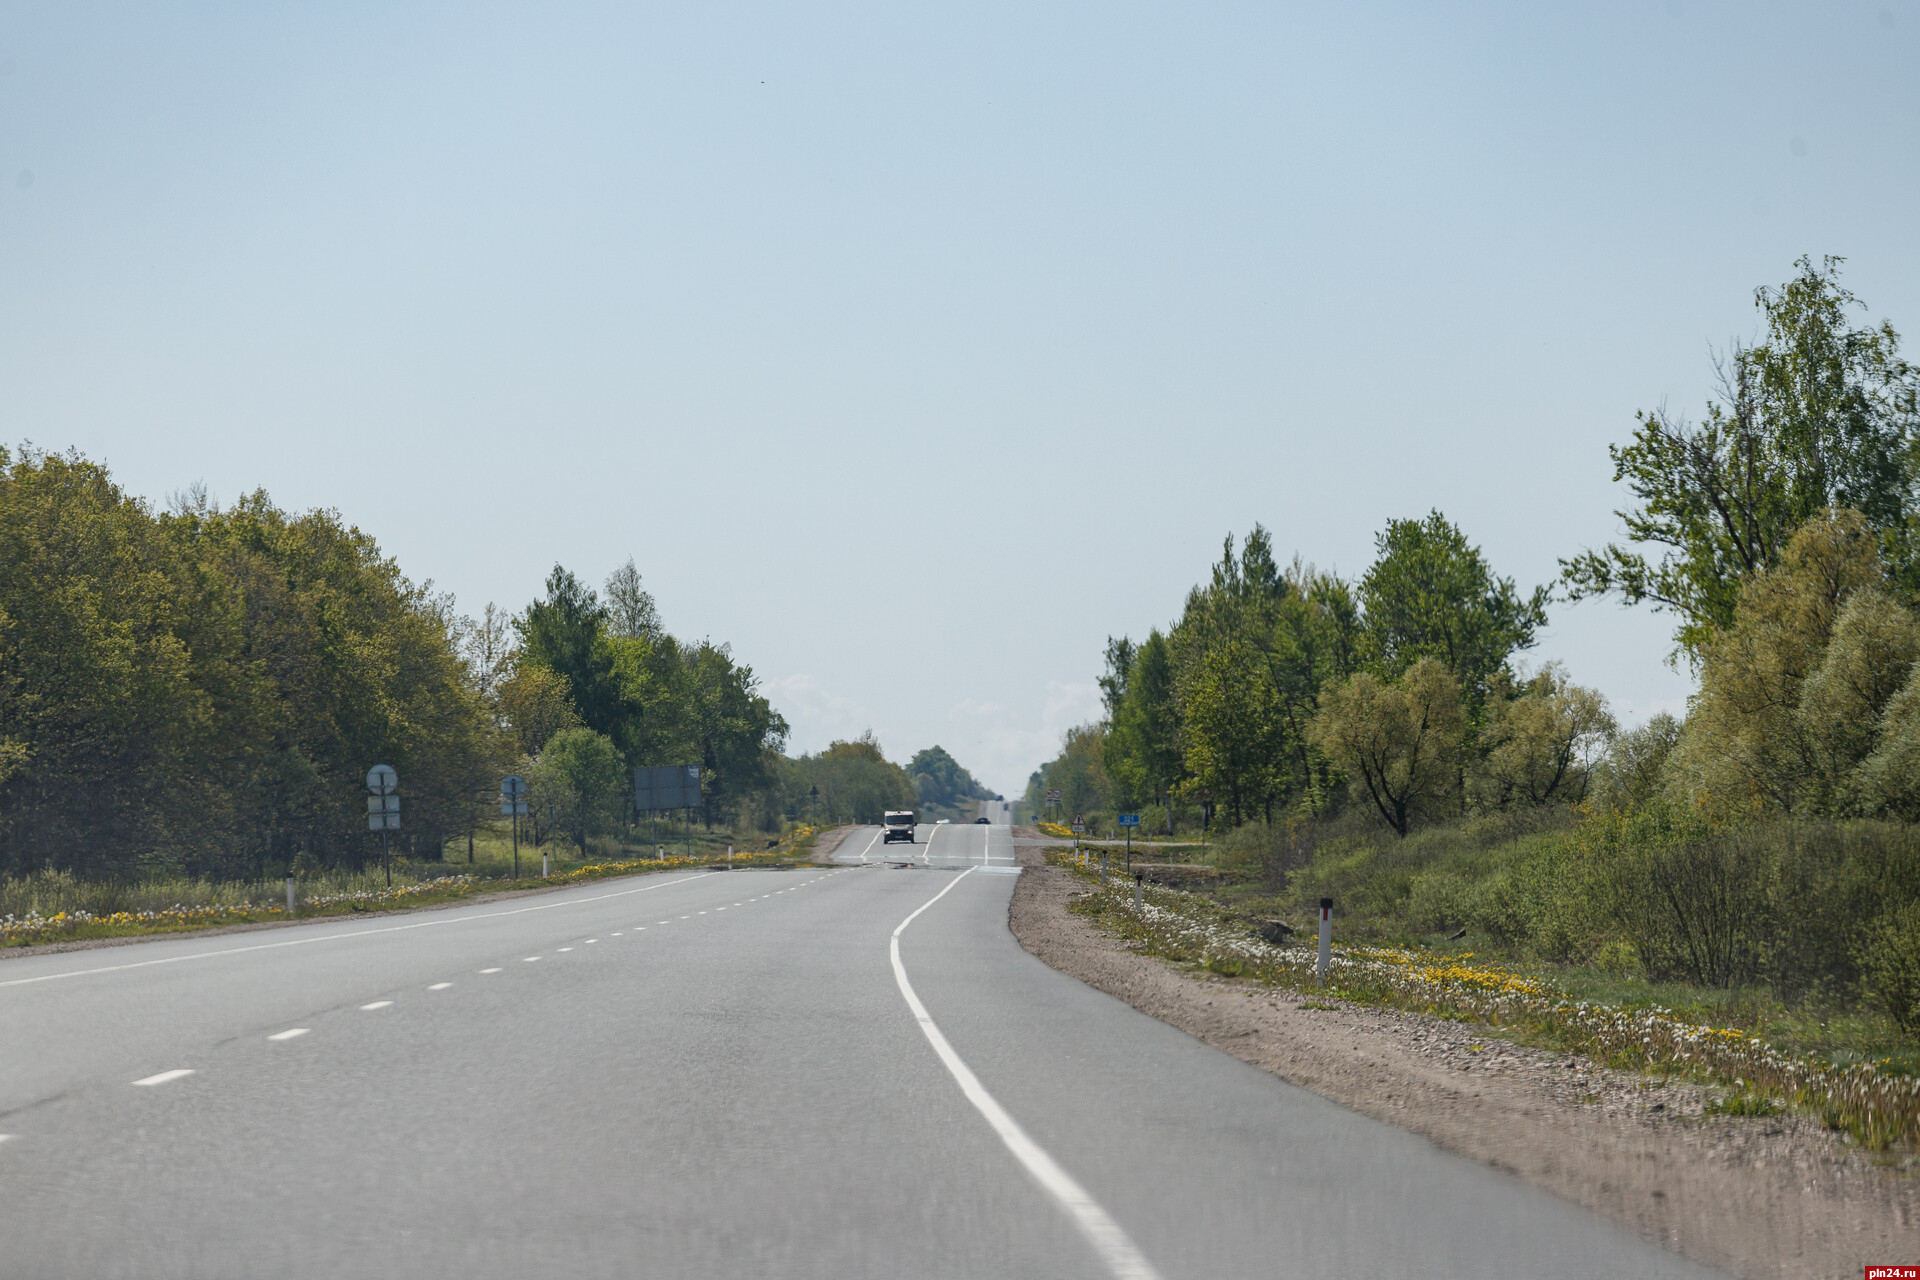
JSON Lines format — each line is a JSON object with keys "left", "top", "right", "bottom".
{"left": 0, "top": 824, "right": 1723, "bottom": 1278}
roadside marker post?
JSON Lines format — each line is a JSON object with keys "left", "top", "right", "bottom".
{"left": 501, "top": 776, "right": 528, "bottom": 880}
{"left": 285, "top": 875, "right": 296, "bottom": 916}
{"left": 1317, "top": 898, "right": 1334, "bottom": 984}
{"left": 1119, "top": 813, "right": 1139, "bottom": 871}
{"left": 1133, "top": 871, "right": 1143, "bottom": 914}
{"left": 1100, "top": 850, "right": 1108, "bottom": 887}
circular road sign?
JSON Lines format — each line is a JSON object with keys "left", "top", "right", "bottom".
{"left": 501, "top": 774, "right": 527, "bottom": 800}
{"left": 366, "top": 763, "right": 398, "bottom": 796}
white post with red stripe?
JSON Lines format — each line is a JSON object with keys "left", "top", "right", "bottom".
{"left": 1317, "top": 898, "right": 1333, "bottom": 984}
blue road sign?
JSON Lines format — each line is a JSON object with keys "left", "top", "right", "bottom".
{"left": 1118, "top": 814, "right": 1140, "bottom": 827}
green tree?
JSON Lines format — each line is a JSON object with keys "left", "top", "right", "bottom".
{"left": 1360, "top": 510, "right": 1548, "bottom": 707}
{"left": 497, "top": 665, "right": 581, "bottom": 757}
{"left": 1561, "top": 257, "right": 1920, "bottom": 657}
{"left": 1098, "top": 635, "right": 1135, "bottom": 719}
{"left": 531, "top": 727, "right": 626, "bottom": 853}
{"left": 1589, "top": 712, "right": 1681, "bottom": 812}
{"left": 682, "top": 640, "right": 787, "bottom": 826}
{"left": 907, "top": 745, "right": 991, "bottom": 821}
{"left": 1668, "top": 509, "right": 1886, "bottom": 815}
{"left": 604, "top": 558, "right": 663, "bottom": 641}
{"left": 1179, "top": 638, "right": 1284, "bottom": 826}
{"left": 786, "top": 733, "right": 916, "bottom": 823}
{"left": 516, "top": 566, "right": 621, "bottom": 736}
{"left": 0, "top": 450, "right": 502, "bottom": 878}
{"left": 1105, "top": 629, "right": 1182, "bottom": 816}
{"left": 1024, "top": 724, "right": 1113, "bottom": 825}
{"left": 1473, "top": 665, "right": 1615, "bottom": 808}
{"left": 1308, "top": 658, "right": 1466, "bottom": 836}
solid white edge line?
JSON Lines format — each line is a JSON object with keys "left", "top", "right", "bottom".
{"left": 267, "top": 1028, "right": 309, "bottom": 1041}
{"left": 889, "top": 869, "right": 1162, "bottom": 1280}
{"left": 131, "top": 1069, "right": 194, "bottom": 1087}
{"left": 0, "top": 871, "right": 717, "bottom": 990}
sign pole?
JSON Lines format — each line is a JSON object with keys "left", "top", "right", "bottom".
{"left": 366, "top": 765, "right": 399, "bottom": 888}
{"left": 501, "top": 776, "right": 527, "bottom": 880}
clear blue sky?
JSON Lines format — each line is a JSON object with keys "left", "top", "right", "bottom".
{"left": 3, "top": 2, "right": 1916, "bottom": 798}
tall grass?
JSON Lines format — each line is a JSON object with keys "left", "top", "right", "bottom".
{"left": 1179, "top": 805, "right": 1920, "bottom": 1071}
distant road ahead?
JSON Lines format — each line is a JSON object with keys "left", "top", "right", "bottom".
{"left": 0, "top": 824, "right": 1720, "bottom": 1278}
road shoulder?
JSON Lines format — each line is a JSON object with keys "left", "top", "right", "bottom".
{"left": 1007, "top": 855, "right": 1920, "bottom": 1280}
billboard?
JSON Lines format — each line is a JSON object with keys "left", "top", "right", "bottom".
{"left": 635, "top": 764, "right": 702, "bottom": 812}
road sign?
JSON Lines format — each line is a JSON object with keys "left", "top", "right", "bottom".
{"left": 367, "top": 794, "right": 400, "bottom": 831}
{"left": 1118, "top": 814, "right": 1140, "bottom": 827}
{"left": 365, "top": 764, "right": 400, "bottom": 885}
{"left": 500, "top": 800, "right": 528, "bottom": 815}
{"left": 501, "top": 775, "right": 527, "bottom": 799}
{"left": 634, "top": 764, "right": 701, "bottom": 812}
{"left": 1071, "top": 814, "right": 1085, "bottom": 834}
{"left": 1045, "top": 789, "right": 1061, "bottom": 804}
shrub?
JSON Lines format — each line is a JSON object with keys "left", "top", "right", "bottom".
{"left": 1857, "top": 903, "right": 1920, "bottom": 1040}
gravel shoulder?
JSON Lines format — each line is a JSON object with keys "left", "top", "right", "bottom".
{"left": 1006, "top": 848, "right": 1920, "bottom": 1280}
{"left": 809, "top": 824, "right": 860, "bottom": 863}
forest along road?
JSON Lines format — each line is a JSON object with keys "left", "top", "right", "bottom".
{"left": 0, "top": 824, "right": 1723, "bottom": 1280}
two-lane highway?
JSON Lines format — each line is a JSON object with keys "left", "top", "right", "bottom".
{"left": 0, "top": 825, "right": 1722, "bottom": 1278}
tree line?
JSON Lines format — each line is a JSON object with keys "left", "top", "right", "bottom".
{"left": 0, "top": 448, "right": 1001, "bottom": 881}
{"left": 1032, "top": 256, "right": 1920, "bottom": 842}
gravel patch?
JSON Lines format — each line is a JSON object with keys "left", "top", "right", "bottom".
{"left": 1007, "top": 852, "right": 1920, "bottom": 1280}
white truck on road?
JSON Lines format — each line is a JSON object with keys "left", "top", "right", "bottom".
{"left": 881, "top": 811, "right": 916, "bottom": 844}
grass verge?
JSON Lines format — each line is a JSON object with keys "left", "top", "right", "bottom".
{"left": 2, "top": 826, "right": 822, "bottom": 950}
{"left": 1052, "top": 850, "right": 1919, "bottom": 1150}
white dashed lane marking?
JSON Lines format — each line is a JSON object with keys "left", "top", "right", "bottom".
{"left": 30, "top": 872, "right": 856, "bottom": 1110}
{"left": 132, "top": 1070, "right": 194, "bottom": 1087}
{"left": 3, "top": 870, "right": 716, "bottom": 991}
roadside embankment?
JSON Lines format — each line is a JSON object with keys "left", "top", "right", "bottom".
{"left": 1007, "top": 848, "right": 1920, "bottom": 1280}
